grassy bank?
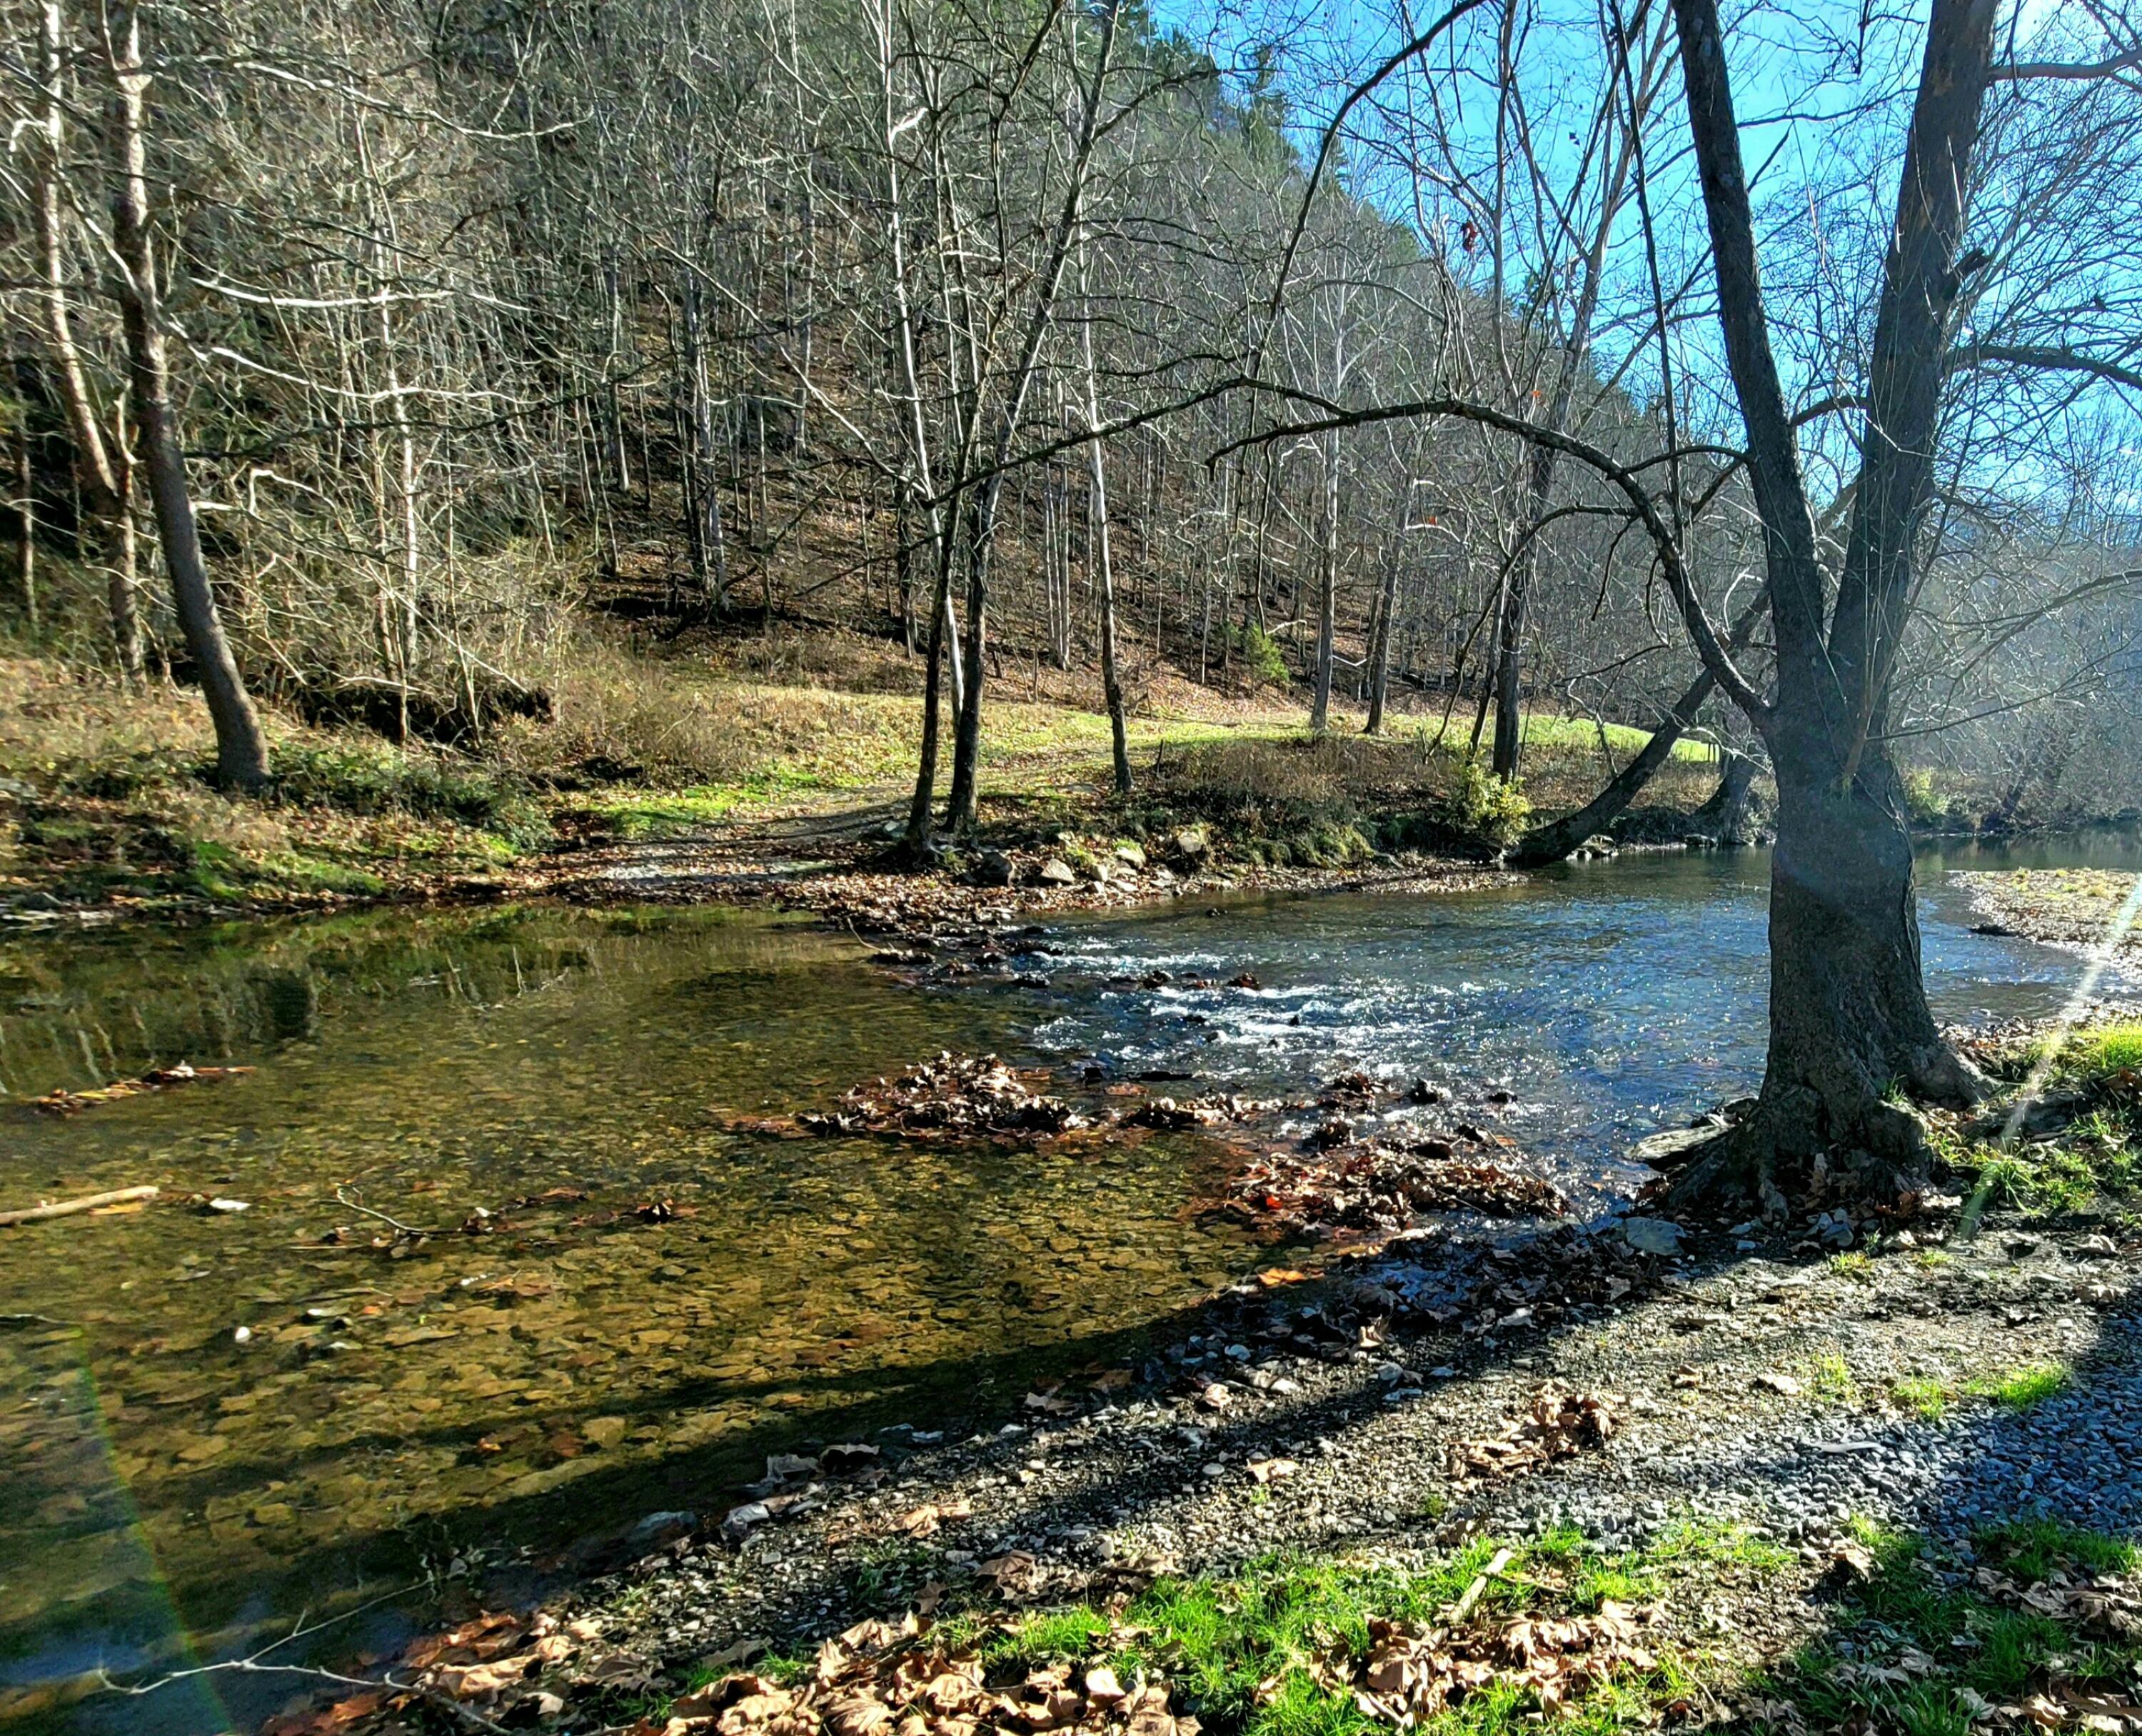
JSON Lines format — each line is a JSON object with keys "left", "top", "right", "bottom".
{"left": 1934, "top": 1023, "right": 2142, "bottom": 1225}
{"left": 0, "top": 636, "right": 1727, "bottom": 918}
{"left": 545, "top": 1513, "right": 2142, "bottom": 1736}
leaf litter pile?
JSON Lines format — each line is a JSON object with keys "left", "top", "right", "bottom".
{"left": 1217, "top": 1131, "right": 1566, "bottom": 1238}
{"left": 663, "top": 1615, "right": 1195, "bottom": 1736}
{"left": 31, "top": 1060, "right": 253, "bottom": 1115}
{"left": 736, "top": 1056, "right": 1564, "bottom": 1242}
{"left": 798, "top": 1054, "right": 1085, "bottom": 1140}
{"left": 280, "top": 1538, "right": 1670, "bottom": 1736}
{"left": 1347, "top": 1602, "right": 1656, "bottom": 1724}
{"left": 1444, "top": 1389, "right": 1618, "bottom": 1482}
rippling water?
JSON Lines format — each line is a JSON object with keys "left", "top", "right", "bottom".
{"left": 0, "top": 839, "right": 2134, "bottom": 1731}
{"left": 1028, "top": 841, "right": 2142, "bottom": 1200}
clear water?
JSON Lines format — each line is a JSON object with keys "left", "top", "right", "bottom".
{"left": 1029, "top": 840, "right": 2142, "bottom": 1198}
{"left": 0, "top": 840, "right": 2135, "bottom": 1732}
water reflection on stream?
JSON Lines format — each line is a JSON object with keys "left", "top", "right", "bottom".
{"left": 1, "top": 840, "right": 2136, "bottom": 1731}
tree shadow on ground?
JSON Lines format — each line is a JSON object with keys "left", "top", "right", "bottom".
{"left": 88, "top": 1196, "right": 2142, "bottom": 1735}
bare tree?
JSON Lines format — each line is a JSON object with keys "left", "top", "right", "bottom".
{"left": 107, "top": 4, "right": 268, "bottom": 787}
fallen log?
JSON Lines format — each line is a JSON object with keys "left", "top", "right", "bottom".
{"left": 0, "top": 1185, "right": 160, "bottom": 1226}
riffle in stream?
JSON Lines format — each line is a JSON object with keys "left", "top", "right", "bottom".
{"left": 1, "top": 841, "right": 2133, "bottom": 1732}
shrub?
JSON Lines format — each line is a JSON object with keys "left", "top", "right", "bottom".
{"left": 1902, "top": 768, "right": 1954, "bottom": 825}
{"left": 1449, "top": 757, "right": 1532, "bottom": 846}
{"left": 1228, "top": 624, "right": 1289, "bottom": 688}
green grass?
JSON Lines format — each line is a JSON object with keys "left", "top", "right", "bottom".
{"left": 1829, "top": 1251, "right": 1874, "bottom": 1282}
{"left": 2036, "top": 1023, "right": 2142, "bottom": 1083}
{"left": 188, "top": 841, "right": 386, "bottom": 900}
{"left": 1890, "top": 1376, "right": 1952, "bottom": 1422}
{"left": 585, "top": 766, "right": 833, "bottom": 838}
{"left": 960, "top": 1525, "right": 1794, "bottom": 1736}
{"left": 1778, "top": 1516, "right": 2141, "bottom": 1728}
{"left": 994, "top": 1606, "right": 1117, "bottom": 1665}
{"left": 1809, "top": 1348, "right": 1861, "bottom": 1405}
{"left": 1949, "top": 1136, "right": 2134, "bottom": 1220}
{"left": 1964, "top": 1362, "right": 2072, "bottom": 1411}
{"left": 1647, "top": 1516, "right": 1795, "bottom": 1574}
{"left": 1979, "top": 1518, "right": 2136, "bottom": 1582}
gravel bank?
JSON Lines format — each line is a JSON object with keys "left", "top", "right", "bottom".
{"left": 564, "top": 1208, "right": 2138, "bottom": 1670}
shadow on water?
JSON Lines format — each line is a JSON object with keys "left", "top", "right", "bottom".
{"left": 0, "top": 836, "right": 2136, "bottom": 1731}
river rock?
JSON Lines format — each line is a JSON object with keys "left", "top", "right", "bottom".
{"left": 973, "top": 850, "right": 1016, "bottom": 887}
{"left": 1170, "top": 826, "right": 1211, "bottom": 861}
{"left": 1631, "top": 1125, "right": 1718, "bottom": 1167}
{"left": 1115, "top": 842, "right": 1147, "bottom": 870}
{"left": 1037, "top": 859, "right": 1077, "bottom": 887}
{"left": 633, "top": 1509, "right": 700, "bottom": 1546}
{"left": 1622, "top": 1217, "right": 1686, "bottom": 1256}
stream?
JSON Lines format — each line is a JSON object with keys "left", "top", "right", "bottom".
{"left": 1, "top": 838, "right": 2137, "bottom": 1732}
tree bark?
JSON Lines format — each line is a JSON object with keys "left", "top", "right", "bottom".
{"left": 1666, "top": 746, "right": 1981, "bottom": 1212}
{"left": 678, "top": 270, "right": 730, "bottom": 616}
{"left": 1690, "top": 747, "right": 1759, "bottom": 843}
{"left": 1309, "top": 427, "right": 1339, "bottom": 733}
{"left": 1364, "top": 548, "right": 1397, "bottom": 734}
{"left": 903, "top": 526, "right": 963, "bottom": 851}
{"left": 1077, "top": 253, "right": 1131, "bottom": 796}
{"left": 12, "top": 436, "right": 36, "bottom": 630}
{"left": 36, "top": 0, "right": 141, "bottom": 680}
{"left": 109, "top": 10, "right": 269, "bottom": 789}
{"left": 1662, "top": 0, "right": 1995, "bottom": 1207}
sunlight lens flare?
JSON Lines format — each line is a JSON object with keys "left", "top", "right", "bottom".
{"left": 1998, "top": 870, "right": 2142, "bottom": 1154}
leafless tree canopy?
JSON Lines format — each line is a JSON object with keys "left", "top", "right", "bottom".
{"left": 0, "top": 0, "right": 2136, "bottom": 810}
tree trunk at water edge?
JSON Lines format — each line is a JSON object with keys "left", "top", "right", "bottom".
{"left": 1668, "top": 751, "right": 1981, "bottom": 1213}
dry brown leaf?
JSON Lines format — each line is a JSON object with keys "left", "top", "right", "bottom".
{"left": 897, "top": 1497, "right": 973, "bottom": 1538}
{"left": 1085, "top": 1667, "right": 1127, "bottom": 1706}
{"left": 1830, "top": 1540, "right": 1877, "bottom": 1582}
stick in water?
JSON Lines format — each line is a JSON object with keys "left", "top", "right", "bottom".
{"left": 0, "top": 1185, "right": 159, "bottom": 1227}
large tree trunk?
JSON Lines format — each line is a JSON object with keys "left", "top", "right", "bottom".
{"left": 903, "top": 526, "right": 965, "bottom": 851}
{"left": 109, "top": 11, "right": 269, "bottom": 790}
{"left": 1079, "top": 253, "right": 1131, "bottom": 798}
{"left": 942, "top": 487, "right": 993, "bottom": 830}
{"left": 1661, "top": 0, "right": 1996, "bottom": 1208}
{"left": 1671, "top": 746, "right": 1980, "bottom": 1211}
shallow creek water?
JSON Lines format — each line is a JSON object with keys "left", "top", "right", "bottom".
{"left": 1, "top": 841, "right": 2136, "bottom": 1732}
